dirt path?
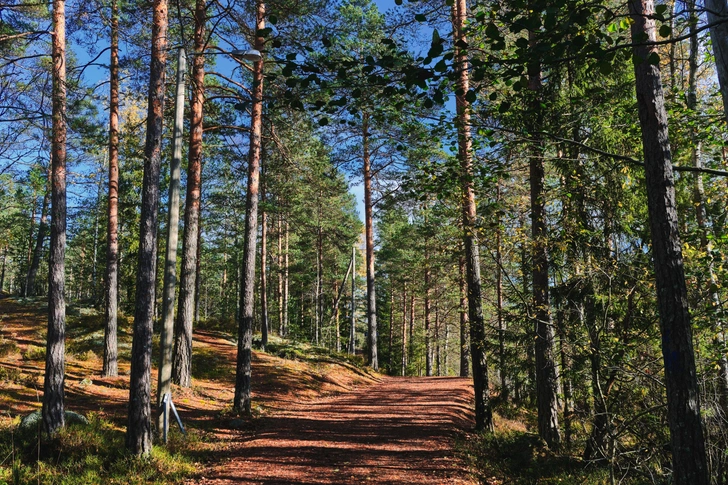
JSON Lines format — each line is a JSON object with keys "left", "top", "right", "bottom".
{"left": 198, "top": 377, "right": 476, "bottom": 485}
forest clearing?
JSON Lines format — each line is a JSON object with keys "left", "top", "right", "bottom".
{"left": 4, "top": 0, "right": 728, "bottom": 483}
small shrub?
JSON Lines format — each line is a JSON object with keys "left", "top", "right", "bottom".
{"left": 21, "top": 346, "right": 44, "bottom": 361}
{"left": 0, "top": 365, "right": 22, "bottom": 383}
{"left": 0, "top": 338, "right": 19, "bottom": 357}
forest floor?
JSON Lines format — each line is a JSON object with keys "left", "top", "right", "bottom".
{"left": 0, "top": 295, "right": 479, "bottom": 484}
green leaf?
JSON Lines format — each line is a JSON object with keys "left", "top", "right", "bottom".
{"left": 318, "top": 117, "right": 329, "bottom": 126}
{"left": 498, "top": 101, "right": 511, "bottom": 114}
{"left": 648, "top": 52, "right": 660, "bottom": 65}
{"left": 268, "top": 14, "right": 278, "bottom": 25}
{"left": 659, "top": 24, "right": 671, "bottom": 38}
{"left": 415, "top": 13, "right": 426, "bottom": 22}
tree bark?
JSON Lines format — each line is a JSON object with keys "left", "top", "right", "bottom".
{"left": 453, "top": 0, "right": 492, "bottom": 432}
{"left": 349, "top": 243, "right": 356, "bottom": 354}
{"left": 528, "top": 23, "right": 561, "bottom": 449}
{"left": 234, "top": 0, "right": 265, "bottom": 415}
{"left": 401, "top": 280, "right": 407, "bottom": 376}
{"left": 362, "top": 114, "right": 378, "bottom": 370}
{"left": 629, "top": 1, "right": 709, "bottom": 483}
{"left": 424, "top": 223, "right": 432, "bottom": 377}
{"left": 173, "top": 0, "right": 205, "bottom": 388}
{"left": 496, "top": 183, "right": 507, "bottom": 399}
{"left": 706, "top": 0, "right": 728, "bottom": 123}
{"left": 43, "top": 0, "right": 67, "bottom": 436}
{"left": 126, "top": 0, "right": 167, "bottom": 455}
{"left": 157, "top": 46, "right": 185, "bottom": 433}
{"left": 284, "top": 218, "right": 290, "bottom": 336}
{"left": 277, "top": 214, "right": 283, "bottom": 335}
{"left": 260, "top": 157, "right": 269, "bottom": 350}
{"left": 459, "top": 254, "right": 469, "bottom": 377}
{"left": 25, "top": 184, "right": 50, "bottom": 297}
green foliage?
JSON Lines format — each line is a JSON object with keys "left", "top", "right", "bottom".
{"left": 460, "top": 430, "right": 616, "bottom": 485}
{"left": 0, "top": 414, "right": 197, "bottom": 485}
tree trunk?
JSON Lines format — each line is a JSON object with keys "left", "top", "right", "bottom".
{"left": 277, "top": 214, "right": 283, "bottom": 335}
{"left": 43, "top": 0, "right": 67, "bottom": 436}
{"left": 157, "top": 46, "right": 186, "bottom": 433}
{"left": 402, "top": 280, "right": 407, "bottom": 376}
{"left": 173, "top": 0, "right": 205, "bottom": 388}
{"left": 528, "top": 23, "right": 561, "bottom": 449}
{"left": 234, "top": 0, "right": 264, "bottom": 415}
{"left": 25, "top": 185, "right": 50, "bottom": 297}
{"left": 284, "top": 218, "right": 290, "bottom": 336}
{"left": 194, "top": 217, "right": 202, "bottom": 324}
{"left": 459, "top": 253, "right": 469, "bottom": 377}
{"left": 629, "top": 1, "right": 709, "bottom": 483}
{"left": 496, "top": 183, "right": 507, "bottom": 399}
{"left": 126, "top": 0, "right": 167, "bottom": 455}
{"left": 349, "top": 244, "right": 356, "bottom": 354}
{"left": 706, "top": 0, "right": 728, "bottom": 123}
{"left": 362, "top": 114, "right": 378, "bottom": 370}
{"left": 314, "top": 224, "right": 322, "bottom": 345}
{"left": 424, "top": 227, "right": 432, "bottom": 377}
{"left": 389, "top": 287, "right": 394, "bottom": 368}
{"left": 453, "top": 0, "right": 492, "bottom": 432}
{"left": 260, "top": 158, "right": 269, "bottom": 350}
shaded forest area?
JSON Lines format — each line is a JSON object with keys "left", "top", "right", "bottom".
{"left": 3, "top": 0, "right": 728, "bottom": 483}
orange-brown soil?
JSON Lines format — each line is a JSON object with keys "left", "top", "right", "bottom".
{"left": 0, "top": 296, "right": 477, "bottom": 484}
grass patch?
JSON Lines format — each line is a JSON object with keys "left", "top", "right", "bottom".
{"left": 0, "top": 413, "right": 199, "bottom": 485}
{"left": 21, "top": 346, "right": 44, "bottom": 361}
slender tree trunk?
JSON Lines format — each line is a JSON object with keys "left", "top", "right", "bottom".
{"left": 315, "top": 224, "right": 322, "bottom": 345}
{"left": 234, "top": 0, "right": 265, "bottom": 415}
{"left": 389, "top": 287, "right": 394, "bottom": 369}
{"left": 424, "top": 225, "right": 432, "bottom": 377}
{"left": 349, "top": 244, "right": 356, "bottom": 354}
{"left": 25, "top": 186, "right": 50, "bottom": 297}
{"left": 43, "top": 0, "right": 67, "bottom": 436}
{"left": 0, "top": 245, "right": 7, "bottom": 291}
{"left": 157, "top": 47, "right": 186, "bottom": 432}
{"left": 173, "top": 1, "right": 205, "bottom": 388}
{"left": 435, "top": 301, "right": 440, "bottom": 376}
{"left": 277, "top": 214, "right": 283, "bottom": 335}
{"left": 629, "top": 1, "right": 709, "bottom": 483}
{"left": 459, "top": 254, "right": 469, "bottom": 377}
{"left": 453, "top": 0, "right": 492, "bottom": 432}
{"left": 126, "top": 0, "right": 167, "bottom": 455}
{"left": 260, "top": 159, "right": 269, "bottom": 350}
{"left": 528, "top": 22, "right": 561, "bottom": 449}
{"left": 284, "top": 218, "right": 290, "bottom": 336}
{"left": 328, "top": 254, "right": 353, "bottom": 352}
{"left": 362, "top": 114, "right": 378, "bottom": 370}
{"left": 496, "top": 184, "right": 507, "bottom": 399}
{"left": 22, "top": 191, "right": 38, "bottom": 297}
{"left": 194, "top": 213, "right": 203, "bottom": 324}
{"left": 401, "top": 280, "right": 407, "bottom": 376}
{"left": 706, "top": 0, "right": 728, "bottom": 123}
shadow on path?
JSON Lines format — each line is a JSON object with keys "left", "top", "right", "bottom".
{"left": 199, "top": 377, "right": 476, "bottom": 485}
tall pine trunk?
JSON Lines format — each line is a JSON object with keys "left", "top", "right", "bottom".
{"left": 173, "top": 0, "right": 206, "bottom": 388}
{"left": 234, "top": 0, "right": 265, "bottom": 415}
{"left": 43, "top": 0, "right": 67, "bottom": 436}
{"left": 453, "top": 0, "right": 492, "bottom": 432}
{"left": 126, "top": 0, "right": 168, "bottom": 455}
{"left": 628, "top": 1, "right": 709, "bottom": 482}
{"left": 157, "top": 46, "right": 185, "bottom": 431}
{"left": 459, "top": 253, "right": 469, "bottom": 377}
{"left": 528, "top": 22, "right": 561, "bottom": 449}
{"left": 260, "top": 157, "right": 269, "bottom": 349}
{"left": 362, "top": 113, "right": 378, "bottom": 370}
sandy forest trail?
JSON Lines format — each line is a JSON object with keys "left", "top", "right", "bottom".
{"left": 199, "top": 377, "right": 477, "bottom": 485}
